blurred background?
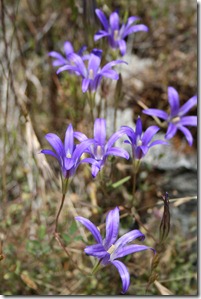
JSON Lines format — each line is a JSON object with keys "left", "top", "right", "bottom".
{"left": 0, "top": 0, "right": 197, "bottom": 295}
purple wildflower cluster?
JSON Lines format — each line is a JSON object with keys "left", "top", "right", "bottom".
{"left": 42, "top": 6, "right": 197, "bottom": 295}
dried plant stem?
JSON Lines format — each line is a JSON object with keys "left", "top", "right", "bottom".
{"left": 131, "top": 159, "right": 141, "bottom": 207}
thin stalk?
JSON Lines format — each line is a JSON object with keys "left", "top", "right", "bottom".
{"left": 87, "top": 91, "right": 96, "bottom": 125}
{"left": 131, "top": 159, "right": 141, "bottom": 207}
{"left": 54, "top": 178, "right": 68, "bottom": 233}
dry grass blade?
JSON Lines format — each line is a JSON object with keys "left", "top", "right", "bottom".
{"left": 154, "top": 280, "right": 174, "bottom": 295}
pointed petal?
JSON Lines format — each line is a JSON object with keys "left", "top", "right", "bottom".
{"left": 104, "top": 207, "right": 120, "bottom": 249}
{"left": 143, "top": 108, "right": 168, "bottom": 120}
{"left": 88, "top": 54, "right": 101, "bottom": 77}
{"left": 139, "top": 145, "right": 149, "bottom": 156}
{"left": 107, "top": 129, "right": 128, "bottom": 150}
{"left": 73, "top": 139, "right": 95, "bottom": 161}
{"left": 123, "top": 24, "right": 148, "bottom": 38}
{"left": 178, "top": 126, "right": 193, "bottom": 146}
{"left": 165, "top": 123, "right": 177, "bottom": 139}
{"left": 56, "top": 64, "right": 78, "bottom": 74}
{"left": 101, "top": 59, "right": 127, "bottom": 73}
{"left": 168, "top": 86, "right": 180, "bottom": 116}
{"left": 91, "top": 163, "right": 101, "bottom": 177}
{"left": 142, "top": 125, "right": 160, "bottom": 145}
{"left": 118, "top": 39, "right": 127, "bottom": 56}
{"left": 109, "top": 12, "right": 119, "bottom": 31}
{"left": 119, "top": 126, "right": 136, "bottom": 144}
{"left": 113, "top": 244, "right": 155, "bottom": 260}
{"left": 180, "top": 116, "right": 197, "bottom": 127}
{"left": 105, "top": 147, "right": 129, "bottom": 160}
{"left": 95, "top": 9, "right": 109, "bottom": 31}
{"left": 94, "top": 30, "right": 110, "bottom": 41}
{"left": 94, "top": 118, "right": 106, "bottom": 145}
{"left": 135, "top": 116, "right": 142, "bottom": 136}
{"left": 67, "top": 53, "right": 87, "bottom": 77}
{"left": 75, "top": 216, "right": 103, "bottom": 243}
{"left": 64, "top": 157, "right": 75, "bottom": 170}
{"left": 149, "top": 140, "right": 169, "bottom": 148}
{"left": 77, "top": 45, "right": 87, "bottom": 56}
{"left": 82, "top": 78, "right": 90, "bottom": 93}
{"left": 114, "top": 230, "right": 145, "bottom": 249}
{"left": 84, "top": 244, "right": 107, "bottom": 258}
{"left": 63, "top": 41, "right": 74, "bottom": 57}
{"left": 64, "top": 124, "right": 74, "bottom": 155}
{"left": 74, "top": 132, "right": 88, "bottom": 142}
{"left": 48, "top": 51, "right": 67, "bottom": 65}
{"left": 100, "top": 69, "right": 119, "bottom": 80}
{"left": 179, "top": 95, "right": 197, "bottom": 116}
{"left": 41, "top": 149, "right": 59, "bottom": 160}
{"left": 45, "top": 133, "right": 64, "bottom": 158}
{"left": 111, "top": 260, "right": 130, "bottom": 294}
{"left": 126, "top": 16, "right": 140, "bottom": 27}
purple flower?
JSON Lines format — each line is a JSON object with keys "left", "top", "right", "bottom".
{"left": 41, "top": 123, "right": 93, "bottom": 178}
{"left": 74, "top": 118, "right": 129, "bottom": 177}
{"left": 49, "top": 41, "right": 87, "bottom": 69}
{"left": 120, "top": 116, "right": 168, "bottom": 160}
{"left": 75, "top": 207, "right": 154, "bottom": 294}
{"left": 56, "top": 50, "right": 126, "bottom": 92}
{"left": 94, "top": 9, "right": 148, "bottom": 56}
{"left": 143, "top": 87, "right": 197, "bottom": 146}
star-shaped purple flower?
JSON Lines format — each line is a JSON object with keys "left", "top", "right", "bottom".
{"left": 119, "top": 116, "right": 168, "bottom": 160}
{"left": 41, "top": 123, "right": 93, "bottom": 178}
{"left": 74, "top": 118, "right": 129, "bottom": 177}
{"left": 75, "top": 206, "right": 155, "bottom": 294}
{"left": 94, "top": 9, "right": 148, "bottom": 56}
{"left": 56, "top": 50, "right": 126, "bottom": 92}
{"left": 142, "top": 87, "right": 197, "bottom": 146}
{"left": 49, "top": 41, "right": 87, "bottom": 69}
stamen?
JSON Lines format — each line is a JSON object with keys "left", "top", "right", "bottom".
{"left": 113, "top": 30, "right": 119, "bottom": 41}
{"left": 95, "top": 145, "right": 103, "bottom": 160}
{"left": 89, "top": 69, "right": 94, "bottom": 79}
{"left": 171, "top": 116, "right": 180, "bottom": 124}
{"left": 137, "top": 139, "right": 142, "bottom": 146}
{"left": 66, "top": 152, "right": 72, "bottom": 158}
{"left": 107, "top": 244, "right": 116, "bottom": 254}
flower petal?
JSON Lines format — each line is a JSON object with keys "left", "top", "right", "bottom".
{"left": 149, "top": 140, "right": 169, "bottom": 148}
{"left": 107, "top": 129, "right": 128, "bottom": 150}
{"left": 67, "top": 53, "right": 87, "bottom": 77}
{"left": 41, "top": 149, "right": 59, "bottom": 160}
{"left": 72, "top": 139, "right": 95, "bottom": 161}
{"left": 45, "top": 133, "right": 64, "bottom": 158}
{"left": 88, "top": 54, "right": 101, "bottom": 77}
{"left": 168, "top": 86, "right": 180, "bottom": 116}
{"left": 178, "top": 126, "right": 193, "bottom": 146}
{"left": 64, "top": 124, "right": 74, "bottom": 156}
{"left": 180, "top": 116, "right": 197, "bottom": 127}
{"left": 142, "top": 125, "right": 160, "bottom": 145}
{"left": 123, "top": 24, "right": 148, "bottom": 38}
{"left": 56, "top": 64, "right": 78, "bottom": 74}
{"left": 64, "top": 157, "right": 75, "bottom": 170}
{"left": 135, "top": 116, "right": 142, "bottom": 136}
{"left": 100, "top": 69, "right": 119, "bottom": 80}
{"left": 84, "top": 244, "right": 107, "bottom": 258}
{"left": 114, "top": 230, "right": 145, "bottom": 249}
{"left": 63, "top": 41, "right": 74, "bottom": 57}
{"left": 179, "top": 95, "right": 197, "bottom": 116}
{"left": 75, "top": 216, "right": 103, "bottom": 243}
{"left": 165, "top": 123, "right": 177, "bottom": 139}
{"left": 82, "top": 78, "right": 91, "bottom": 93}
{"left": 111, "top": 260, "right": 130, "bottom": 294}
{"left": 94, "top": 30, "right": 110, "bottom": 41}
{"left": 119, "top": 126, "right": 136, "bottom": 144}
{"left": 101, "top": 59, "right": 127, "bottom": 73}
{"left": 74, "top": 132, "right": 88, "bottom": 142}
{"left": 95, "top": 9, "right": 109, "bottom": 31}
{"left": 112, "top": 244, "right": 155, "bottom": 260}
{"left": 118, "top": 39, "right": 127, "bottom": 56}
{"left": 104, "top": 207, "right": 120, "bottom": 249}
{"left": 94, "top": 118, "right": 106, "bottom": 145}
{"left": 109, "top": 12, "right": 119, "bottom": 31}
{"left": 49, "top": 51, "right": 67, "bottom": 66}
{"left": 143, "top": 108, "right": 168, "bottom": 120}
{"left": 105, "top": 147, "right": 129, "bottom": 160}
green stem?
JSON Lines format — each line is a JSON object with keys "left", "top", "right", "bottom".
{"left": 131, "top": 159, "right": 141, "bottom": 207}
{"left": 54, "top": 179, "right": 68, "bottom": 233}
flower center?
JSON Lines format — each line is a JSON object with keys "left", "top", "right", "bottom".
{"left": 66, "top": 152, "right": 72, "bottom": 158}
{"left": 137, "top": 139, "right": 142, "bottom": 147}
{"left": 113, "top": 30, "right": 119, "bottom": 41}
{"left": 107, "top": 244, "right": 116, "bottom": 254}
{"left": 89, "top": 69, "right": 94, "bottom": 79}
{"left": 95, "top": 145, "right": 104, "bottom": 160}
{"left": 171, "top": 116, "right": 181, "bottom": 124}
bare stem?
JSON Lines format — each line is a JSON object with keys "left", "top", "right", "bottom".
{"left": 54, "top": 193, "right": 66, "bottom": 234}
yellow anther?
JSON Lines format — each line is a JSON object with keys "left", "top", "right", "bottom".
{"left": 171, "top": 116, "right": 180, "bottom": 124}
{"left": 137, "top": 139, "right": 142, "bottom": 146}
{"left": 66, "top": 152, "right": 72, "bottom": 158}
{"left": 89, "top": 69, "right": 94, "bottom": 79}
{"left": 107, "top": 244, "right": 116, "bottom": 254}
{"left": 114, "top": 30, "right": 119, "bottom": 41}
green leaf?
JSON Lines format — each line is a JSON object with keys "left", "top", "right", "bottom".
{"left": 111, "top": 176, "right": 131, "bottom": 189}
